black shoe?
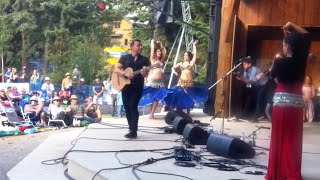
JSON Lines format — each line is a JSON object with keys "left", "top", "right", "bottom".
{"left": 124, "top": 132, "right": 137, "bottom": 138}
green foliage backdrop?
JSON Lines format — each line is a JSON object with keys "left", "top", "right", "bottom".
{"left": 0, "top": 0, "right": 209, "bottom": 85}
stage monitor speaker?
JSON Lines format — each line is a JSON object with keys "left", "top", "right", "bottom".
{"left": 183, "top": 124, "right": 209, "bottom": 145}
{"left": 165, "top": 110, "right": 192, "bottom": 125}
{"left": 172, "top": 116, "right": 189, "bottom": 135}
{"left": 206, "top": 133, "right": 255, "bottom": 159}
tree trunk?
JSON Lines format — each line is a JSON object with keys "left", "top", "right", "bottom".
{"left": 43, "top": 37, "right": 50, "bottom": 75}
{"left": 1, "top": 50, "right": 4, "bottom": 82}
{"left": 21, "top": 32, "right": 27, "bottom": 67}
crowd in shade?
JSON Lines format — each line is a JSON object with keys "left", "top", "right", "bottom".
{"left": 0, "top": 64, "right": 116, "bottom": 127}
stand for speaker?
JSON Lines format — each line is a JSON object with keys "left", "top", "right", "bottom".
{"left": 244, "top": 126, "right": 270, "bottom": 151}
{"left": 208, "top": 61, "right": 242, "bottom": 134}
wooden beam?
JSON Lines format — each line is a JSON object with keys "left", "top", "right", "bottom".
{"left": 224, "top": 0, "right": 241, "bottom": 43}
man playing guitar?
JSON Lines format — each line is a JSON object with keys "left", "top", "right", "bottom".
{"left": 113, "top": 39, "right": 150, "bottom": 138}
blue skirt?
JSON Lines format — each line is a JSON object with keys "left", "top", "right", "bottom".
{"left": 163, "top": 86, "right": 208, "bottom": 110}
{"left": 138, "top": 86, "right": 172, "bottom": 107}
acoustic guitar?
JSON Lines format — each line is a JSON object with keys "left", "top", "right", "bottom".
{"left": 111, "top": 64, "right": 161, "bottom": 91}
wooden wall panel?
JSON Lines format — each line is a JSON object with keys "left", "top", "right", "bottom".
{"left": 250, "top": 40, "right": 282, "bottom": 72}
{"left": 312, "top": 0, "right": 320, "bottom": 25}
{"left": 258, "top": 0, "right": 272, "bottom": 25}
{"left": 244, "top": 0, "right": 259, "bottom": 25}
{"left": 237, "top": 1, "right": 247, "bottom": 21}
{"left": 303, "top": 0, "right": 315, "bottom": 25}
{"left": 284, "top": 0, "right": 299, "bottom": 24}
{"left": 296, "top": 0, "right": 306, "bottom": 24}
{"left": 238, "top": 0, "right": 320, "bottom": 26}
{"left": 270, "top": 0, "right": 285, "bottom": 25}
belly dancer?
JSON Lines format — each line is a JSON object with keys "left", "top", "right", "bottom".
{"left": 164, "top": 40, "right": 208, "bottom": 114}
{"left": 139, "top": 39, "right": 171, "bottom": 119}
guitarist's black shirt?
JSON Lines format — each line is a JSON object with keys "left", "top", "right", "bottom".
{"left": 119, "top": 54, "right": 150, "bottom": 90}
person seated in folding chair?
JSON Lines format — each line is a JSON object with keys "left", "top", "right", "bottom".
{"left": 24, "top": 96, "right": 46, "bottom": 125}
{"left": 38, "top": 98, "right": 49, "bottom": 124}
{"left": 65, "top": 95, "right": 95, "bottom": 125}
{"left": 83, "top": 96, "right": 101, "bottom": 122}
{"left": 0, "top": 89, "right": 9, "bottom": 102}
{"left": 48, "top": 96, "right": 72, "bottom": 126}
{"left": 8, "top": 86, "right": 24, "bottom": 120}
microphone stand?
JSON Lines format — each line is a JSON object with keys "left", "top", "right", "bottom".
{"left": 209, "top": 61, "right": 242, "bottom": 134}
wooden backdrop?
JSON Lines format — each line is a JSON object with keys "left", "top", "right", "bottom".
{"left": 215, "top": 0, "right": 320, "bottom": 117}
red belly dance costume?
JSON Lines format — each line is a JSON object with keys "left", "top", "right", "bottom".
{"left": 266, "top": 82, "right": 304, "bottom": 180}
{"left": 266, "top": 33, "right": 311, "bottom": 180}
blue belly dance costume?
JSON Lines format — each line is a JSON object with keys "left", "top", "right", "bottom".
{"left": 138, "top": 63, "right": 172, "bottom": 106}
{"left": 164, "top": 64, "right": 208, "bottom": 110}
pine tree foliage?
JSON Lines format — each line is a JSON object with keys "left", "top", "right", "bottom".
{"left": 0, "top": 0, "right": 210, "bottom": 84}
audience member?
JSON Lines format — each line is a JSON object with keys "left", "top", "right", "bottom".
{"left": 5, "top": 67, "right": 11, "bottom": 83}
{"left": 5, "top": 86, "right": 11, "bottom": 98}
{"left": 75, "top": 78, "right": 86, "bottom": 103}
{"left": 8, "top": 86, "right": 22, "bottom": 103}
{"left": 106, "top": 78, "right": 119, "bottom": 116}
{"left": 92, "top": 75, "right": 104, "bottom": 117}
{"left": 302, "top": 75, "right": 315, "bottom": 122}
{"left": 117, "top": 92, "right": 124, "bottom": 117}
{"left": 41, "top": 77, "right": 55, "bottom": 96}
{"left": 20, "top": 66, "right": 28, "bottom": 83}
{"left": 65, "top": 95, "right": 94, "bottom": 124}
{"left": 30, "top": 69, "right": 39, "bottom": 91}
{"left": 10, "top": 67, "right": 19, "bottom": 83}
{"left": 0, "top": 89, "right": 9, "bottom": 102}
{"left": 83, "top": 96, "right": 101, "bottom": 122}
{"left": 72, "top": 65, "right": 81, "bottom": 82}
{"left": 24, "top": 96, "right": 44, "bottom": 125}
{"left": 61, "top": 72, "right": 73, "bottom": 94}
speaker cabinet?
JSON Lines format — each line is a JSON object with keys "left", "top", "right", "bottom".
{"left": 165, "top": 110, "right": 192, "bottom": 125}
{"left": 206, "top": 133, "right": 255, "bottom": 159}
{"left": 183, "top": 124, "right": 209, "bottom": 145}
{"left": 172, "top": 116, "right": 189, "bottom": 135}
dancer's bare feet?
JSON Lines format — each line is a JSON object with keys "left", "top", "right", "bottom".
{"left": 149, "top": 114, "right": 155, "bottom": 119}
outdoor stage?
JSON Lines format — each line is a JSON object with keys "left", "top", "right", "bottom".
{"left": 7, "top": 109, "right": 320, "bottom": 180}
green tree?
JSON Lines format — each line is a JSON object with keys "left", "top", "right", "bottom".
{"left": 0, "top": 16, "right": 12, "bottom": 82}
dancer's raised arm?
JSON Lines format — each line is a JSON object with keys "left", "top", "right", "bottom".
{"left": 189, "top": 40, "right": 198, "bottom": 67}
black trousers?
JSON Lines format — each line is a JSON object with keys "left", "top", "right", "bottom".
{"left": 122, "top": 84, "right": 143, "bottom": 133}
{"left": 254, "top": 85, "right": 268, "bottom": 118}
{"left": 241, "top": 86, "right": 257, "bottom": 119}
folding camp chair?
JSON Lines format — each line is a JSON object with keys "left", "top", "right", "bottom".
{"left": 19, "top": 106, "right": 32, "bottom": 123}
{"left": 48, "top": 114, "right": 67, "bottom": 127}
{"left": 0, "top": 101, "right": 32, "bottom": 127}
